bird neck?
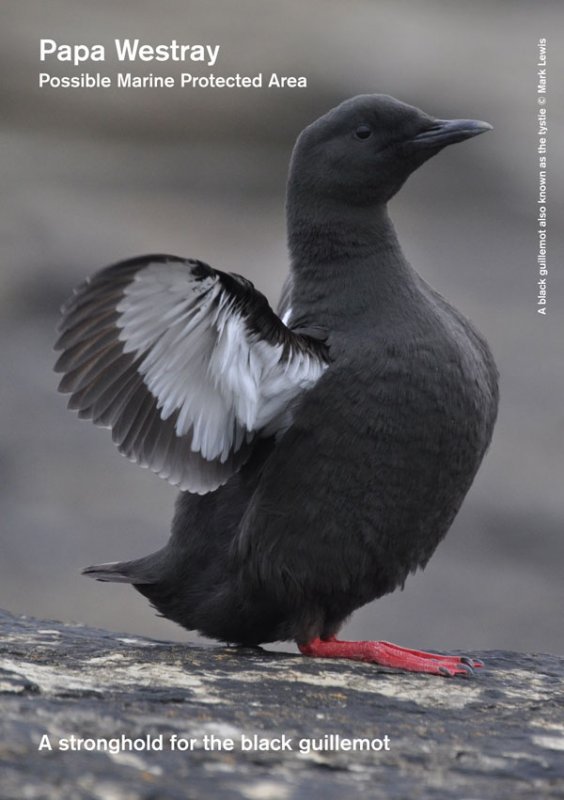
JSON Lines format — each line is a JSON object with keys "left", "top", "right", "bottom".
{"left": 287, "top": 201, "right": 419, "bottom": 326}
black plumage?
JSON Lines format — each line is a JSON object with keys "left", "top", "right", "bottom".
{"left": 55, "top": 95, "right": 498, "bottom": 676}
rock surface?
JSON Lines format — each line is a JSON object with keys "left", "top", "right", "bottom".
{"left": 1, "top": 608, "right": 563, "bottom": 800}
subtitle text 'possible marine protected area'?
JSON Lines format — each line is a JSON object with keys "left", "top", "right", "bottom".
{"left": 38, "top": 72, "right": 307, "bottom": 89}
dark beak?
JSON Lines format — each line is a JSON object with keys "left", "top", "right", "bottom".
{"left": 412, "top": 118, "right": 493, "bottom": 148}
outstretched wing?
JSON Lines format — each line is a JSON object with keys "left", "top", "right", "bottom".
{"left": 55, "top": 254, "right": 328, "bottom": 494}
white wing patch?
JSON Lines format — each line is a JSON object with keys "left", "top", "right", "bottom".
{"left": 281, "top": 306, "right": 293, "bottom": 325}
{"left": 117, "top": 263, "right": 325, "bottom": 464}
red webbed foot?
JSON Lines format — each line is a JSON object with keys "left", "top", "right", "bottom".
{"left": 298, "top": 636, "right": 483, "bottom": 677}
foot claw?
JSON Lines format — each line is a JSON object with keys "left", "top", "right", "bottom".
{"left": 439, "top": 662, "right": 474, "bottom": 678}
{"left": 461, "top": 656, "right": 484, "bottom": 669}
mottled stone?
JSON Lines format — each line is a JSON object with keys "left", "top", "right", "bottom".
{"left": 0, "top": 609, "right": 563, "bottom": 799}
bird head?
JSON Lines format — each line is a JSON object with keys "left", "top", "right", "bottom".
{"left": 288, "top": 94, "right": 492, "bottom": 208}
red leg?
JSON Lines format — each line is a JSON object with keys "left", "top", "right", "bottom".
{"left": 298, "top": 636, "right": 482, "bottom": 677}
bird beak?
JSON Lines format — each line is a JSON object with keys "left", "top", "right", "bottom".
{"left": 412, "top": 118, "right": 493, "bottom": 148}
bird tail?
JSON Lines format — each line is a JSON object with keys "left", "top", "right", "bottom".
{"left": 82, "top": 551, "right": 166, "bottom": 585}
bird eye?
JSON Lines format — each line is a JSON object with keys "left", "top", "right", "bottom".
{"left": 354, "top": 124, "right": 372, "bottom": 140}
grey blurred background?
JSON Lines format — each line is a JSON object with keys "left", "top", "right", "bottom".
{"left": 2, "top": 0, "right": 563, "bottom": 655}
